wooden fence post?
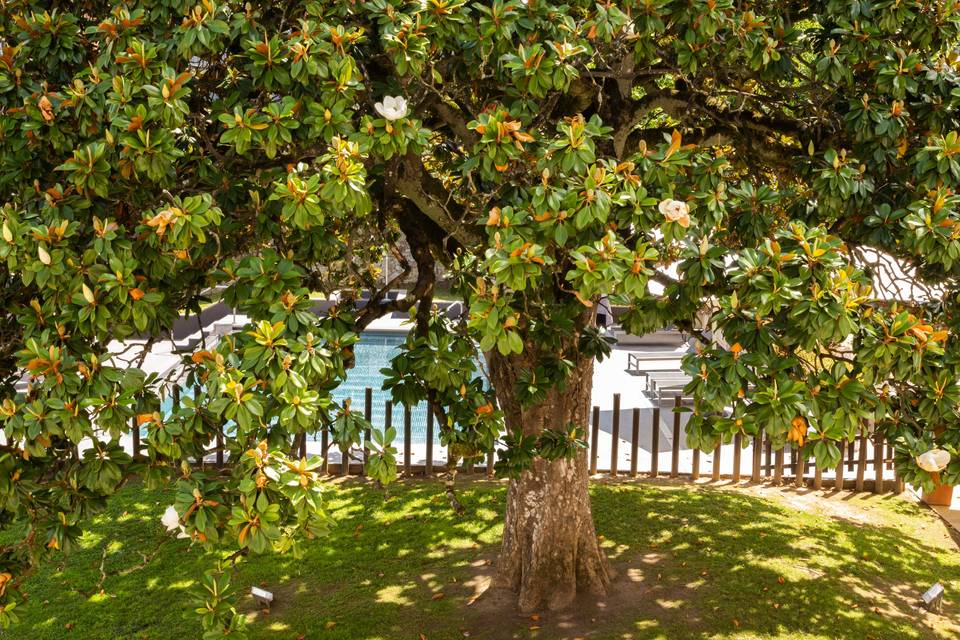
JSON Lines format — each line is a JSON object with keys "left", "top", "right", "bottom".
{"left": 670, "top": 396, "right": 681, "bottom": 478}
{"left": 795, "top": 450, "right": 807, "bottom": 488}
{"left": 590, "top": 406, "right": 600, "bottom": 475}
{"left": 873, "top": 429, "right": 885, "bottom": 494}
{"left": 751, "top": 434, "right": 762, "bottom": 483}
{"left": 835, "top": 443, "right": 845, "bottom": 491}
{"left": 651, "top": 407, "right": 661, "bottom": 478}
{"left": 630, "top": 408, "right": 640, "bottom": 478}
{"left": 855, "top": 425, "right": 868, "bottom": 492}
{"left": 202, "top": 381, "right": 221, "bottom": 467}
{"left": 426, "top": 408, "right": 434, "bottom": 476}
{"left": 610, "top": 394, "right": 621, "bottom": 477}
{"left": 484, "top": 411, "right": 496, "bottom": 477}
{"left": 381, "top": 401, "right": 392, "bottom": 475}
{"left": 131, "top": 416, "right": 140, "bottom": 458}
{"left": 341, "top": 417, "right": 351, "bottom": 477}
{"left": 711, "top": 441, "right": 721, "bottom": 482}
{"left": 362, "top": 388, "right": 372, "bottom": 476}
{"left": 321, "top": 422, "right": 329, "bottom": 474}
{"left": 733, "top": 433, "right": 742, "bottom": 483}
{"left": 403, "top": 404, "right": 412, "bottom": 476}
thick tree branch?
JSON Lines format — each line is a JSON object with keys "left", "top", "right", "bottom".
{"left": 396, "top": 153, "right": 481, "bottom": 248}
{"left": 612, "top": 91, "right": 690, "bottom": 158}
{"left": 355, "top": 201, "right": 439, "bottom": 331}
{"left": 420, "top": 93, "right": 479, "bottom": 147}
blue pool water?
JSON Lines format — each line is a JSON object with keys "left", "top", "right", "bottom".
{"left": 328, "top": 331, "right": 435, "bottom": 444}
{"left": 164, "top": 332, "right": 437, "bottom": 445}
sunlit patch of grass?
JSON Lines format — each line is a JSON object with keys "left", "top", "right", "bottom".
{"left": 6, "top": 479, "right": 959, "bottom": 640}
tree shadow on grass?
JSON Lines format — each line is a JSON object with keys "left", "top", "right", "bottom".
{"left": 7, "top": 478, "right": 508, "bottom": 640}
{"left": 522, "top": 484, "right": 960, "bottom": 640}
{"left": 8, "top": 479, "right": 960, "bottom": 640}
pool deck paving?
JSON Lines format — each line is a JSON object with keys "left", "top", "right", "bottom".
{"left": 929, "top": 492, "right": 960, "bottom": 535}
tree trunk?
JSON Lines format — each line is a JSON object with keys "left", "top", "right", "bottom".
{"left": 489, "top": 351, "right": 610, "bottom": 612}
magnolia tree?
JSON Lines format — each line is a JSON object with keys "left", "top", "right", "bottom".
{"left": 2, "top": 0, "right": 960, "bottom": 634}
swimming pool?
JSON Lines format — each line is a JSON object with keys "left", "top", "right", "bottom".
{"left": 162, "top": 331, "right": 438, "bottom": 445}
{"left": 327, "top": 331, "right": 436, "bottom": 444}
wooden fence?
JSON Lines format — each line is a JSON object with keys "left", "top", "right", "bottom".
{"left": 146, "top": 386, "right": 903, "bottom": 495}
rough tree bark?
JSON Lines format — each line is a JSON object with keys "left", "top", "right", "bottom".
{"left": 488, "top": 350, "right": 611, "bottom": 612}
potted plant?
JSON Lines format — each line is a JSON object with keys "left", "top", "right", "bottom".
{"left": 917, "top": 449, "right": 954, "bottom": 506}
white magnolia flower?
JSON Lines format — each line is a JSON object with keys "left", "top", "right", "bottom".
{"left": 161, "top": 505, "right": 181, "bottom": 532}
{"left": 916, "top": 449, "right": 951, "bottom": 473}
{"left": 374, "top": 95, "right": 408, "bottom": 121}
{"left": 658, "top": 198, "right": 690, "bottom": 228}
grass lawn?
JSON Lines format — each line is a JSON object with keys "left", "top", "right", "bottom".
{"left": 5, "top": 478, "right": 959, "bottom": 640}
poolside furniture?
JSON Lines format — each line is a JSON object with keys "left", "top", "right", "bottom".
{"left": 612, "top": 324, "right": 689, "bottom": 347}
{"left": 625, "top": 349, "right": 689, "bottom": 373}
{"left": 646, "top": 371, "right": 692, "bottom": 394}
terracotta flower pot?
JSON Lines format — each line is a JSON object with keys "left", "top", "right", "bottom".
{"left": 922, "top": 472, "right": 954, "bottom": 507}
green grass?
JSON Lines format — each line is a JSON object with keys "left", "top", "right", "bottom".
{"left": 6, "top": 479, "right": 960, "bottom": 640}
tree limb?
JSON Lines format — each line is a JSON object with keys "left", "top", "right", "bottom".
{"left": 396, "top": 153, "right": 481, "bottom": 248}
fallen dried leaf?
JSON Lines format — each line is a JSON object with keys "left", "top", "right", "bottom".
{"left": 432, "top": 592, "right": 445, "bottom": 601}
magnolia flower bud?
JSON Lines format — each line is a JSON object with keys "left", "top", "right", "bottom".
{"left": 82, "top": 283, "right": 95, "bottom": 305}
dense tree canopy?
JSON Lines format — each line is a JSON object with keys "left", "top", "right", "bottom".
{"left": 2, "top": 0, "right": 960, "bottom": 634}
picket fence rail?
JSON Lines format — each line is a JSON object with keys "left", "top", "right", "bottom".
{"left": 142, "top": 387, "right": 902, "bottom": 495}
